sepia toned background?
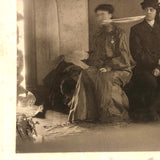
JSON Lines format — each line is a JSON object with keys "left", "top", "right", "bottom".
{"left": 21, "top": 0, "right": 143, "bottom": 88}
{"left": 1, "top": 0, "right": 160, "bottom": 159}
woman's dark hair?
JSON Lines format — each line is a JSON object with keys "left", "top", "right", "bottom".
{"left": 95, "top": 4, "right": 114, "bottom": 14}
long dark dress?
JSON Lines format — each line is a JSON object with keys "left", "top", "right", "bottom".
{"left": 68, "top": 24, "right": 135, "bottom": 123}
{"left": 129, "top": 20, "right": 160, "bottom": 121}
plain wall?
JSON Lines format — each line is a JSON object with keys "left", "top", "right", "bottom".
{"left": 57, "top": 0, "right": 89, "bottom": 56}
{"left": 35, "top": 0, "right": 89, "bottom": 85}
{"left": 24, "top": 0, "right": 37, "bottom": 88}
{"left": 34, "top": 0, "right": 60, "bottom": 85}
{"left": 24, "top": 0, "right": 89, "bottom": 86}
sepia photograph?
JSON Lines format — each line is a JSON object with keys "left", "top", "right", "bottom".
{"left": 15, "top": 0, "right": 160, "bottom": 154}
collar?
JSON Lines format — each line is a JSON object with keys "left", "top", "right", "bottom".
{"left": 142, "top": 20, "right": 160, "bottom": 36}
{"left": 146, "top": 19, "right": 155, "bottom": 27}
{"left": 143, "top": 19, "right": 160, "bottom": 31}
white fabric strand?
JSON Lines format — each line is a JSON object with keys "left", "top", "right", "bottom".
{"left": 103, "top": 15, "right": 145, "bottom": 24}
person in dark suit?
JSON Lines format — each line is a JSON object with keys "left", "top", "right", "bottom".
{"left": 129, "top": 0, "right": 160, "bottom": 121}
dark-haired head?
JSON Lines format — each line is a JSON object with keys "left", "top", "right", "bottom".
{"left": 141, "top": 0, "right": 159, "bottom": 10}
{"left": 95, "top": 4, "right": 114, "bottom": 26}
{"left": 95, "top": 4, "right": 114, "bottom": 14}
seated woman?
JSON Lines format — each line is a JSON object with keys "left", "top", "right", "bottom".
{"left": 68, "top": 4, "right": 135, "bottom": 123}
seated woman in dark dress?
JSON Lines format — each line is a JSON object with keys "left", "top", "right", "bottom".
{"left": 68, "top": 4, "right": 135, "bottom": 123}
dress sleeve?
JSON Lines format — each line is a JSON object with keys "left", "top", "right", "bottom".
{"left": 104, "top": 30, "right": 135, "bottom": 71}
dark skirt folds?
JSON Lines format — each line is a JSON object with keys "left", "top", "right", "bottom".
{"left": 68, "top": 67, "right": 132, "bottom": 123}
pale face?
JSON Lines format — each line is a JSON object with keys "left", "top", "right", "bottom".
{"left": 96, "top": 10, "right": 112, "bottom": 25}
{"left": 144, "top": 7, "right": 157, "bottom": 21}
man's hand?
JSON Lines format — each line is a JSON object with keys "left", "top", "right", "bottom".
{"left": 152, "top": 68, "right": 160, "bottom": 77}
{"left": 99, "top": 67, "right": 111, "bottom": 73}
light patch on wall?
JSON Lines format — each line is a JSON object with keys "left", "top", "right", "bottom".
{"left": 35, "top": 0, "right": 60, "bottom": 85}
{"left": 17, "top": 0, "right": 26, "bottom": 89}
